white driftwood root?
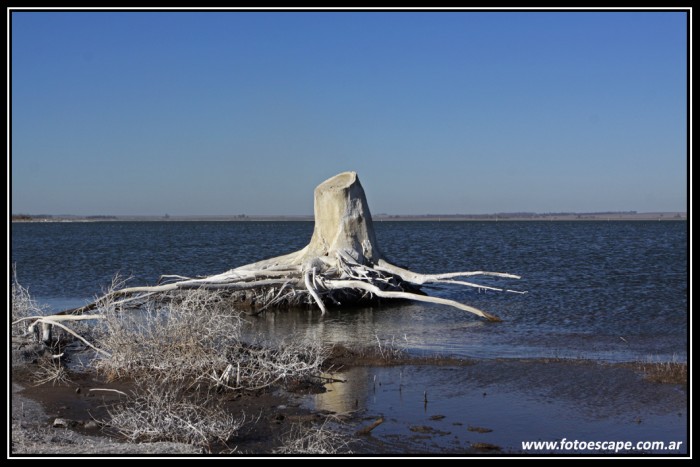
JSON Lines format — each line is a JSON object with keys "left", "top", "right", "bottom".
{"left": 32, "top": 171, "right": 522, "bottom": 342}
{"left": 25, "top": 317, "right": 110, "bottom": 356}
{"left": 324, "top": 279, "right": 501, "bottom": 321}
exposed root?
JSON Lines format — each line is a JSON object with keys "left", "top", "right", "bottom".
{"left": 325, "top": 278, "right": 502, "bottom": 321}
{"left": 20, "top": 316, "right": 110, "bottom": 356}
{"left": 27, "top": 171, "right": 523, "bottom": 345}
{"left": 304, "top": 267, "right": 327, "bottom": 314}
{"left": 46, "top": 250, "right": 517, "bottom": 324}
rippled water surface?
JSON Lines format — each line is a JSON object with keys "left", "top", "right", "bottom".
{"left": 11, "top": 221, "right": 688, "bottom": 362}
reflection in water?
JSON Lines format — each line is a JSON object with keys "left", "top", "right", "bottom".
{"left": 251, "top": 306, "right": 382, "bottom": 346}
{"left": 247, "top": 306, "right": 687, "bottom": 454}
{"left": 245, "top": 304, "right": 419, "bottom": 349}
{"left": 307, "top": 363, "right": 687, "bottom": 454}
{"left": 242, "top": 301, "right": 684, "bottom": 363}
{"left": 314, "top": 367, "right": 372, "bottom": 415}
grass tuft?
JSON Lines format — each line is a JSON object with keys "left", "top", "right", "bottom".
{"left": 637, "top": 358, "right": 687, "bottom": 385}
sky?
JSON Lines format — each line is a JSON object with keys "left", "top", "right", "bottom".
{"left": 10, "top": 9, "right": 688, "bottom": 216}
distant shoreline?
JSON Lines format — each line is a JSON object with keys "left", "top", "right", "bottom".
{"left": 11, "top": 212, "right": 687, "bottom": 223}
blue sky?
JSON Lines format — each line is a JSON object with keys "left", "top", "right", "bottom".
{"left": 10, "top": 10, "right": 687, "bottom": 215}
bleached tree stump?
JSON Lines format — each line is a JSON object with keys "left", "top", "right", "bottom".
{"left": 41, "top": 171, "right": 523, "bottom": 326}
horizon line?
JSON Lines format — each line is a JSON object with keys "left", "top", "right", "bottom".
{"left": 11, "top": 210, "right": 687, "bottom": 219}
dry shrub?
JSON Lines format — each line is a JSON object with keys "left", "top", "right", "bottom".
{"left": 11, "top": 267, "right": 44, "bottom": 337}
{"left": 11, "top": 269, "right": 54, "bottom": 368}
{"left": 93, "top": 290, "right": 242, "bottom": 383}
{"left": 106, "top": 378, "right": 243, "bottom": 449}
{"left": 274, "top": 420, "right": 353, "bottom": 455}
{"left": 93, "top": 289, "right": 326, "bottom": 390}
{"left": 11, "top": 276, "right": 330, "bottom": 451}
{"left": 94, "top": 289, "right": 325, "bottom": 450}
{"left": 32, "top": 354, "right": 71, "bottom": 386}
{"left": 224, "top": 338, "right": 328, "bottom": 390}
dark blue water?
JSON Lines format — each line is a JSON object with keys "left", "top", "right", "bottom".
{"left": 10, "top": 221, "right": 688, "bottom": 362}
{"left": 309, "top": 363, "right": 687, "bottom": 454}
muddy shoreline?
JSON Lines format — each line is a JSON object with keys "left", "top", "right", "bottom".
{"left": 11, "top": 364, "right": 332, "bottom": 455}
{"left": 10, "top": 348, "right": 688, "bottom": 456}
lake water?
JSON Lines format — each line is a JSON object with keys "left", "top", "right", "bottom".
{"left": 11, "top": 220, "right": 688, "bottom": 363}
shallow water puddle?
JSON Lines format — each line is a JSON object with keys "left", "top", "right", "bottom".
{"left": 306, "top": 362, "right": 687, "bottom": 454}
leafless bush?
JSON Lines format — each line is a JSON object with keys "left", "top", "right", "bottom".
{"left": 11, "top": 267, "right": 44, "bottom": 337}
{"left": 11, "top": 272, "right": 71, "bottom": 384}
{"left": 11, "top": 269, "right": 52, "bottom": 367}
{"left": 32, "top": 355, "right": 71, "bottom": 386}
{"left": 93, "top": 288, "right": 327, "bottom": 390}
{"left": 106, "top": 378, "right": 243, "bottom": 449}
{"left": 92, "top": 287, "right": 327, "bottom": 450}
{"left": 221, "top": 339, "right": 328, "bottom": 390}
{"left": 274, "top": 420, "right": 353, "bottom": 455}
{"left": 93, "top": 289, "right": 242, "bottom": 384}
{"left": 11, "top": 273, "right": 333, "bottom": 452}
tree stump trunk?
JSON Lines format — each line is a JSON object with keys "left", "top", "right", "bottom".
{"left": 47, "top": 171, "right": 523, "bottom": 323}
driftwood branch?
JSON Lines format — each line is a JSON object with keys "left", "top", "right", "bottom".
{"left": 25, "top": 317, "right": 110, "bottom": 356}
{"left": 356, "top": 417, "right": 385, "bottom": 435}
